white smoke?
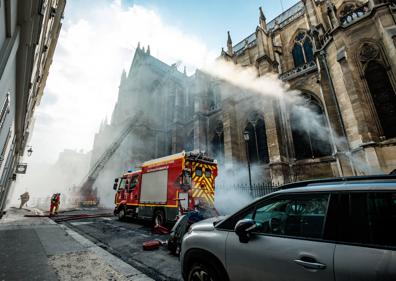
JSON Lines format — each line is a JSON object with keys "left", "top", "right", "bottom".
{"left": 8, "top": 149, "right": 91, "bottom": 210}
{"left": 215, "top": 162, "right": 272, "bottom": 215}
{"left": 11, "top": 1, "right": 381, "bottom": 214}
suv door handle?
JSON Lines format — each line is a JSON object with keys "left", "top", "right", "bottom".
{"left": 293, "top": 259, "right": 326, "bottom": 270}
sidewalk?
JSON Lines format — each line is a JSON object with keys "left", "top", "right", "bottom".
{"left": 0, "top": 207, "right": 153, "bottom": 281}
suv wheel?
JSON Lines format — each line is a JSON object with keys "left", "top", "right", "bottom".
{"left": 187, "top": 262, "right": 221, "bottom": 281}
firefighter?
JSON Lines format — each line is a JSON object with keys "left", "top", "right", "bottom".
{"left": 19, "top": 192, "right": 30, "bottom": 209}
{"left": 49, "top": 193, "right": 61, "bottom": 216}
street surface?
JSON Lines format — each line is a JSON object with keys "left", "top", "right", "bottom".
{"left": 55, "top": 209, "right": 182, "bottom": 281}
{"left": 0, "top": 207, "right": 153, "bottom": 281}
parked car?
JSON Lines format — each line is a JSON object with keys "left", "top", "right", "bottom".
{"left": 180, "top": 175, "right": 396, "bottom": 281}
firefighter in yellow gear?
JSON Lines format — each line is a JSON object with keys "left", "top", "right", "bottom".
{"left": 50, "top": 193, "right": 61, "bottom": 215}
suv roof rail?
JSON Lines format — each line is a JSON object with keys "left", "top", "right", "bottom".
{"left": 280, "top": 174, "right": 396, "bottom": 190}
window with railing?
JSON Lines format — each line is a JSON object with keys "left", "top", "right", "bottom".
{"left": 0, "top": 127, "right": 11, "bottom": 169}
{"left": 0, "top": 93, "right": 10, "bottom": 132}
{"left": 339, "top": 2, "right": 370, "bottom": 26}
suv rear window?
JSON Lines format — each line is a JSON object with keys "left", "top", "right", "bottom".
{"left": 325, "top": 192, "right": 396, "bottom": 247}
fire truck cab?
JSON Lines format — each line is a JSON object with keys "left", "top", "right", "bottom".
{"left": 113, "top": 151, "right": 218, "bottom": 225}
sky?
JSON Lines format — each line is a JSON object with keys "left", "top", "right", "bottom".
{"left": 28, "top": 0, "right": 300, "bottom": 164}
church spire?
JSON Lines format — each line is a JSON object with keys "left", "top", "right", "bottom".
{"left": 120, "top": 69, "right": 127, "bottom": 84}
{"left": 227, "top": 31, "right": 233, "bottom": 55}
{"left": 259, "top": 7, "right": 267, "bottom": 30}
{"left": 99, "top": 119, "right": 105, "bottom": 132}
{"left": 147, "top": 45, "right": 150, "bottom": 55}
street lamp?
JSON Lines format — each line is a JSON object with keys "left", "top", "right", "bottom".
{"left": 243, "top": 130, "right": 252, "bottom": 195}
{"left": 27, "top": 146, "right": 33, "bottom": 157}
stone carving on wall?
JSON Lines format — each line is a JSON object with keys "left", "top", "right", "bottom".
{"left": 359, "top": 43, "right": 379, "bottom": 62}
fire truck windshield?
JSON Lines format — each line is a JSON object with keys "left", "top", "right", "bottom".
{"left": 130, "top": 176, "right": 138, "bottom": 189}
{"left": 118, "top": 178, "right": 126, "bottom": 190}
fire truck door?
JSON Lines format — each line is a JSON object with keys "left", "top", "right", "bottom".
{"left": 116, "top": 178, "right": 127, "bottom": 202}
{"left": 128, "top": 175, "right": 139, "bottom": 204}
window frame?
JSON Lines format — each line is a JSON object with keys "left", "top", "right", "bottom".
{"left": 128, "top": 175, "right": 139, "bottom": 191}
{"left": 195, "top": 167, "right": 202, "bottom": 177}
{"left": 292, "top": 31, "right": 314, "bottom": 67}
{"left": 0, "top": 92, "right": 10, "bottom": 132}
{"left": 244, "top": 115, "right": 270, "bottom": 164}
{"left": 216, "top": 191, "right": 331, "bottom": 242}
{"left": 290, "top": 93, "right": 333, "bottom": 160}
{"left": 323, "top": 190, "right": 396, "bottom": 251}
{"left": 117, "top": 178, "right": 126, "bottom": 191}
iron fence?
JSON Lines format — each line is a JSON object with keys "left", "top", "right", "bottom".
{"left": 217, "top": 182, "right": 281, "bottom": 198}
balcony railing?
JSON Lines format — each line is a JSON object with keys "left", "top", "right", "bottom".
{"left": 340, "top": 3, "right": 370, "bottom": 27}
{"left": 279, "top": 61, "right": 317, "bottom": 81}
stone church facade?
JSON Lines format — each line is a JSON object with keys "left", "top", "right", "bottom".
{"left": 91, "top": 0, "right": 396, "bottom": 185}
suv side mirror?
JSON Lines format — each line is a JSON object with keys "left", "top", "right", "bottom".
{"left": 234, "top": 219, "right": 257, "bottom": 243}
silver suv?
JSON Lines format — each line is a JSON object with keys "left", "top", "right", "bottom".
{"left": 180, "top": 176, "right": 396, "bottom": 281}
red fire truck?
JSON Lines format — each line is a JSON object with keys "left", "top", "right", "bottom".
{"left": 113, "top": 151, "right": 218, "bottom": 225}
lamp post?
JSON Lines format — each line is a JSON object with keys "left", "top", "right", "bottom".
{"left": 243, "top": 130, "right": 253, "bottom": 195}
{"left": 27, "top": 146, "right": 33, "bottom": 157}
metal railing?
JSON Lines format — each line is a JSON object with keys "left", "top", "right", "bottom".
{"left": 279, "top": 60, "right": 317, "bottom": 81}
{"left": 217, "top": 182, "right": 281, "bottom": 199}
{"left": 340, "top": 3, "right": 370, "bottom": 27}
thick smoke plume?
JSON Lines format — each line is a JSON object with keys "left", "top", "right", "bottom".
{"left": 9, "top": 1, "right": 378, "bottom": 212}
{"left": 8, "top": 150, "right": 90, "bottom": 210}
{"left": 215, "top": 163, "right": 269, "bottom": 215}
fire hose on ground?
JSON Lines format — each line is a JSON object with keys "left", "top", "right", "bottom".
{"left": 24, "top": 213, "right": 113, "bottom": 222}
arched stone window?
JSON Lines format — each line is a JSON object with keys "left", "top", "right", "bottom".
{"left": 358, "top": 42, "right": 396, "bottom": 139}
{"left": 290, "top": 94, "right": 332, "bottom": 160}
{"left": 292, "top": 31, "right": 314, "bottom": 67}
{"left": 208, "top": 90, "right": 216, "bottom": 111}
{"left": 211, "top": 121, "right": 224, "bottom": 162}
{"left": 365, "top": 61, "right": 396, "bottom": 138}
{"left": 244, "top": 112, "right": 269, "bottom": 164}
{"left": 184, "top": 130, "right": 194, "bottom": 152}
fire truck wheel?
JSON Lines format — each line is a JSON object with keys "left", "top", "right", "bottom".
{"left": 118, "top": 207, "right": 126, "bottom": 221}
{"left": 153, "top": 209, "right": 165, "bottom": 226}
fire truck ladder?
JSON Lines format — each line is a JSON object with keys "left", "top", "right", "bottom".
{"left": 79, "top": 114, "right": 142, "bottom": 202}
